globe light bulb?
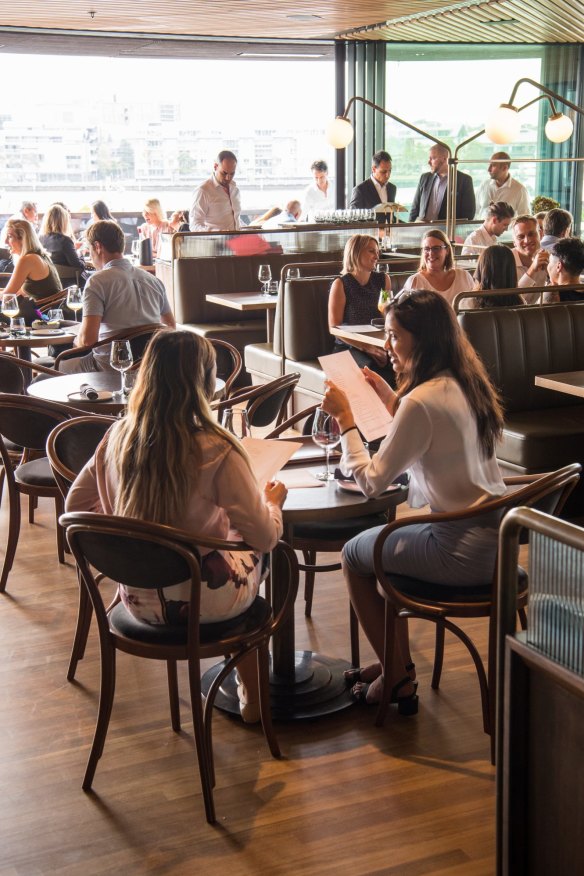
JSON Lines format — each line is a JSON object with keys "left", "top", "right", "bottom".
{"left": 326, "top": 116, "right": 354, "bottom": 149}
{"left": 545, "top": 112, "right": 574, "bottom": 143}
{"left": 485, "top": 104, "right": 521, "bottom": 144}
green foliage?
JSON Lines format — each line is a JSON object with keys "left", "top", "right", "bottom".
{"left": 532, "top": 195, "right": 560, "bottom": 213}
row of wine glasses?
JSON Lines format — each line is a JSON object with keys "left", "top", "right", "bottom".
{"left": 1, "top": 286, "right": 83, "bottom": 334}
{"left": 257, "top": 266, "right": 301, "bottom": 296}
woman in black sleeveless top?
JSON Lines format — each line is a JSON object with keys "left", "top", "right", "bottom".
{"left": 328, "top": 234, "right": 394, "bottom": 379}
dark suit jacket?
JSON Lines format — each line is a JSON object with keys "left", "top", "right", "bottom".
{"left": 409, "top": 170, "right": 475, "bottom": 222}
{"left": 350, "top": 178, "right": 397, "bottom": 210}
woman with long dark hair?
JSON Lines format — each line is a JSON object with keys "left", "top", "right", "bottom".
{"left": 323, "top": 290, "right": 506, "bottom": 710}
{"left": 471, "top": 245, "right": 522, "bottom": 308}
{"left": 66, "top": 330, "right": 287, "bottom": 722}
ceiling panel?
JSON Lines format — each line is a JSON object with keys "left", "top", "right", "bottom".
{"left": 0, "top": 0, "right": 581, "bottom": 46}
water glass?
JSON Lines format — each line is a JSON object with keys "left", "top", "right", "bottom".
{"left": 10, "top": 317, "right": 25, "bottom": 337}
{"left": 287, "top": 268, "right": 300, "bottom": 280}
{"left": 311, "top": 408, "right": 341, "bottom": 481}
{"left": 223, "top": 408, "right": 251, "bottom": 439}
{"left": 258, "top": 264, "right": 272, "bottom": 295}
{"left": 47, "top": 309, "right": 64, "bottom": 325}
{"left": 110, "top": 340, "right": 133, "bottom": 398}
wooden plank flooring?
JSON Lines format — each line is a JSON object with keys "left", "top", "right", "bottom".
{"left": 0, "top": 496, "right": 498, "bottom": 875}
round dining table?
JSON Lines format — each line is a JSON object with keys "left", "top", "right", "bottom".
{"left": 203, "top": 467, "right": 408, "bottom": 720}
{"left": 0, "top": 327, "right": 78, "bottom": 351}
{"left": 27, "top": 371, "right": 226, "bottom": 415}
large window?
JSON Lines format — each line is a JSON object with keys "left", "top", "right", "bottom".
{"left": 0, "top": 54, "right": 335, "bottom": 218}
{"left": 384, "top": 45, "right": 545, "bottom": 214}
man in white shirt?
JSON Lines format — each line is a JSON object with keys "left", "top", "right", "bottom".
{"left": 302, "top": 159, "right": 334, "bottom": 222}
{"left": 461, "top": 201, "right": 515, "bottom": 255}
{"left": 0, "top": 200, "right": 38, "bottom": 245}
{"left": 511, "top": 214, "right": 549, "bottom": 302}
{"left": 189, "top": 150, "right": 241, "bottom": 232}
{"left": 476, "top": 152, "right": 530, "bottom": 218}
{"left": 60, "top": 220, "right": 175, "bottom": 373}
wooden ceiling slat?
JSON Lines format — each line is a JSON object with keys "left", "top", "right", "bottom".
{"left": 0, "top": 0, "right": 582, "bottom": 44}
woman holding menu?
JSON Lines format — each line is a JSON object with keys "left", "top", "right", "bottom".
{"left": 328, "top": 234, "right": 394, "bottom": 379}
{"left": 66, "top": 330, "right": 286, "bottom": 723}
{"left": 322, "top": 290, "right": 506, "bottom": 711}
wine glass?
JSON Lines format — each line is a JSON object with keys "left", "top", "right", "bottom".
{"left": 2, "top": 293, "right": 20, "bottom": 334}
{"left": 67, "top": 285, "right": 83, "bottom": 322}
{"left": 223, "top": 408, "right": 251, "bottom": 439}
{"left": 258, "top": 264, "right": 272, "bottom": 296}
{"left": 311, "top": 408, "right": 341, "bottom": 481}
{"left": 110, "top": 340, "right": 134, "bottom": 399}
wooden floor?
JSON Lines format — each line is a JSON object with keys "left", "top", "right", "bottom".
{"left": 1, "top": 496, "right": 499, "bottom": 876}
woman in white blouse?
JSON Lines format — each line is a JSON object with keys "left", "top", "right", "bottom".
{"left": 322, "top": 290, "right": 506, "bottom": 710}
{"left": 402, "top": 229, "right": 473, "bottom": 306}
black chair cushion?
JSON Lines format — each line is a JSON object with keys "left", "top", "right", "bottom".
{"left": 383, "top": 566, "right": 527, "bottom": 605}
{"left": 293, "top": 513, "right": 387, "bottom": 542}
{"left": 109, "top": 596, "right": 272, "bottom": 646}
{"left": 500, "top": 408, "right": 584, "bottom": 471}
{"left": 15, "top": 457, "right": 55, "bottom": 488}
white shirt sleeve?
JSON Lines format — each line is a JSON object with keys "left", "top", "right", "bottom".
{"left": 189, "top": 186, "right": 210, "bottom": 232}
{"left": 341, "top": 396, "right": 433, "bottom": 497}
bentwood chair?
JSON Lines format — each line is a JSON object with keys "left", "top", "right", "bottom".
{"left": 47, "top": 415, "right": 116, "bottom": 680}
{"left": 213, "top": 372, "right": 300, "bottom": 430}
{"left": 60, "top": 511, "right": 299, "bottom": 824}
{"left": 54, "top": 323, "right": 163, "bottom": 370}
{"left": 0, "top": 394, "right": 82, "bottom": 593}
{"left": 370, "top": 464, "right": 581, "bottom": 761}
{"left": 208, "top": 337, "right": 242, "bottom": 398}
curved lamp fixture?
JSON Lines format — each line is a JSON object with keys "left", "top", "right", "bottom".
{"left": 485, "top": 78, "right": 580, "bottom": 145}
{"left": 327, "top": 95, "right": 450, "bottom": 154}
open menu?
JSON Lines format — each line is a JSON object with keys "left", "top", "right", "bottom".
{"left": 240, "top": 436, "right": 302, "bottom": 485}
{"left": 318, "top": 350, "right": 393, "bottom": 442}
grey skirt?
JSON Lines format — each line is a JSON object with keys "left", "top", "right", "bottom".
{"left": 342, "top": 508, "right": 503, "bottom": 587}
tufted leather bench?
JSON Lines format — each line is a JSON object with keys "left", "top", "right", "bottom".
{"left": 458, "top": 302, "right": 584, "bottom": 475}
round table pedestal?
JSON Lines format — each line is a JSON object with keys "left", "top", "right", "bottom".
{"left": 201, "top": 651, "right": 354, "bottom": 720}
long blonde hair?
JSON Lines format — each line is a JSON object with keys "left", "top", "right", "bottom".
{"left": 106, "top": 330, "right": 247, "bottom": 524}
{"left": 5, "top": 218, "right": 49, "bottom": 258}
{"left": 143, "top": 198, "right": 166, "bottom": 223}
{"left": 40, "top": 204, "right": 74, "bottom": 239}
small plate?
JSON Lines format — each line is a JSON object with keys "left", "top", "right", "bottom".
{"left": 67, "top": 390, "right": 114, "bottom": 402}
{"left": 336, "top": 480, "right": 402, "bottom": 495}
{"left": 30, "top": 328, "right": 67, "bottom": 337}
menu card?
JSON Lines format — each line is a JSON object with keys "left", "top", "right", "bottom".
{"left": 240, "top": 437, "right": 302, "bottom": 485}
{"left": 318, "top": 350, "right": 393, "bottom": 442}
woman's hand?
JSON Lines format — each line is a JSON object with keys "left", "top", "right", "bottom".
{"left": 365, "top": 344, "right": 389, "bottom": 367}
{"left": 264, "top": 480, "right": 287, "bottom": 508}
{"left": 363, "top": 367, "right": 399, "bottom": 415}
{"left": 322, "top": 380, "right": 354, "bottom": 431}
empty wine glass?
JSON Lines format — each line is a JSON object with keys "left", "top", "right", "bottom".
{"left": 1, "top": 293, "right": 20, "bottom": 334}
{"left": 223, "top": 408, "right": 250, "bottom": 439}
{"left": 258, "top": 264, "right": 272, "bottom": 296}
{"left": 67, "top": 285, "right": 83, "bottom": 322}
{"left": 110, "top": 340, "right": 133, "bottom": 399}
{"left": 287, "top": 267, "right": 300, "bottom": 280}
{"left": 311, "top": 407, "right": 341, "bottom": 481}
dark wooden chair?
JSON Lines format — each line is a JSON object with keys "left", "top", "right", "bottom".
{"left": 370, "top": 464, "right": 581, "bottom": 761}
{"left": 0, "top": 394, "right": 82, "bottom": 593}
{"left": 54, "top": 323, "right": 163, "bottom": 370}
{"left": 60, "top": 511, "right": 299, "bottom": 824}
{"left": 213, "top": 372, "right": 300, "bottom": 430}
{"left": 47, "top": 415, "right": 117, "bottom": 680}
{"left": 208, "top": 337, "right": 242, "bottom": 399}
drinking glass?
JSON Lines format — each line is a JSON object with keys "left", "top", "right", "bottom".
{"left": 287, "top": 267, "right": 300, "bottom": 280}
{"left": 258, "top": 264, "right": 272, "bottom": 295}
{"left": 378, "top": 288, "right": 390, "bottom": 314}
{"left": 2, "top": 293, "right": 20, "bottom": 334}
{"left": 47, "top": 308, "right": 64, "bottom": 326}
{"left": 110, "top": 340, "right": 134, "bottom": 399}
{"left": 223, "top": 408, "right": 250, "bottom": 439}
{"left": 10, "top": 317, "right": 25, "bottom": 337}
{"left": 131, "top": 239, "right": 140, "bottom": 262}
{"left": 67, "top": 285, "right": 83, "bottom": 321}
{"left": 311, "top": 407, "right": 341, "bottom": 481}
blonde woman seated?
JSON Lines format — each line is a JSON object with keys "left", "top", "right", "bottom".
{"left": 329, "top": 234, "right": 393, "bottom": 379}
{"left": 39, "top": 203, "right": 89, "bottom": 285}
{"left": 3, "top": 218, "right": 62, "bottom": 321}
{"left": 402, "top": 229, "right": 473, "bottom": 306}
{"left": 139, "top": 198, "right": 173, "bottom": 259}
{"left": 66, "top": 331, "right": 287, "bottom": 723}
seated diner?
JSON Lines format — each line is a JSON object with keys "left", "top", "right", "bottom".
{"left": 328, "top": 233, "right": 394, "bottom": 379}
{"left": 2, "top": 218, "right": 62, "bottom": 321}
{"left": 543, "top": 237, "right": 584, "bottom": 303}
{"left": 322, "top": 290, "right": 506, "bottom": 707}
{"left": 401, "top": 229, "right": 473, "bottom": 306}
{"left": 468, "top": 245, "right": 523, "bottom": 309}
{"left": 65, "top": 330, "right": 288, "bottom": 722}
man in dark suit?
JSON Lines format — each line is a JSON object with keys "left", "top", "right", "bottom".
{"left": 409, "top": 145, "right": 475, "bottom": 222}
{"left": 350, "top": 150, "right": 397, "bottom": 209}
